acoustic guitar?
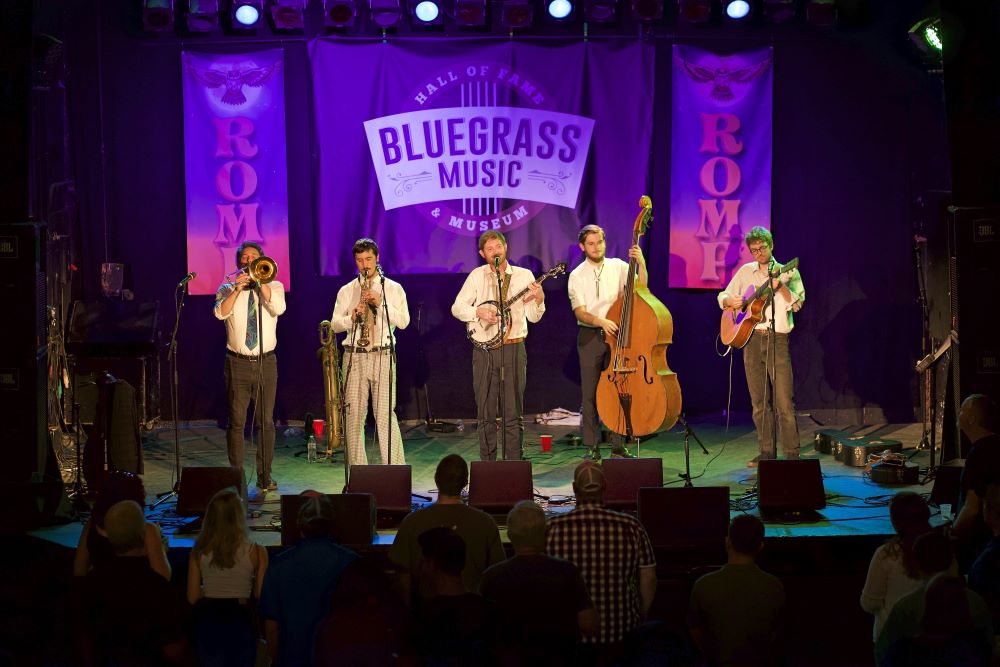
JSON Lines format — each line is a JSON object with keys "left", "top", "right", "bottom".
{"left": 719, "top": 257, "right": 799, "bottom": 350}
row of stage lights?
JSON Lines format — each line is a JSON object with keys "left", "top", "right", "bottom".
{"left": 140, "top": 0, "right": 845, "bottom": 33}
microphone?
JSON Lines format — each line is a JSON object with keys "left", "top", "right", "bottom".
{"left": 177, "top": 271, "right": 196, "bottom": 288}
{"left": 376, "top": 264, "right": 385, "bottom": 279}
{"left": 494, "top": 255, "right": 500, "bottom": 271}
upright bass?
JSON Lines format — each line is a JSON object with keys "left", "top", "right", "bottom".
{"left": 596, "top": 196, "right": 682, "bottom": 439}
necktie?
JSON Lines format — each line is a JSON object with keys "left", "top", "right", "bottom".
{"left": 246, "top": 290, "right": 258, "bottom": 350}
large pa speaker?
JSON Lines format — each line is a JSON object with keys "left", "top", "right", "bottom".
{"left": 468, "top": 460, "right": 533, "bottom": 514}
{"left": 346, "top": 465, "right": 412, "bottom": 526}
{"left": 930, "top": 462, "right": 964, "bottom": 511}
{"left": 757, "top": 459, "right": 826, "bottom": 517}
{"left": 176, "top": 466, "right": 244, "bottom": 516}
{"left": 638, "top": 486, "right": 730, "bottom": 550}
{"left": 280, "top": 493, "right": 376, "bottom": 547}
{"left": 602, "top": 458, "right": 664, "bottom": 511}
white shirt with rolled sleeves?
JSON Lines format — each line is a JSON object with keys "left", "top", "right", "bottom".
{"left": 451, "top": 263, "right": 545, "bottom": 338}
{"left": 213, "top": 280, "right": 287, "bottom": 355}
{"left": 567, "top": 257, "right": 630, "bottom": 325}
{"left": 717, "top": 260, "right": 804, "bottom": 334}
{"left": 330, "top": 277, "right": 410, "bottom": 346}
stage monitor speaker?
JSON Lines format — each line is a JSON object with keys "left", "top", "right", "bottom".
{"left": 82, "top": 376, "right": 142, "bottom": 485}
{"left": 757, "top": 459, "right": 826, "bottom": 516}
{"left": 602, "top": 458, "right": 664, "bottom": 511}
{"left": 638, "top": 486, "right": 730, "bottom": 550}
{"left": 930, "top": 462, "right": 964, "bottom": 510}
{"left": 468, "top": 460, "right": 533, "bottom": 514}
{"left": 67, "top": 300, "right": 160, "bottom": 358}
{"left": 176, "top": 466, "right": 243, "bottom": 516}
{"left": 347, "top": 465, "right": 412, "bottom": 525}
{"left": 280, "top": 493, "right": 376, "bottom": 547}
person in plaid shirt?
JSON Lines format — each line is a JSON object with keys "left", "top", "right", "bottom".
{"left": 546, "top": 461, "right": 657, "bottom": 663}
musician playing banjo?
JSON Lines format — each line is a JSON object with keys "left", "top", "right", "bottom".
{"left": 717, "top": 226, "right": 805, "bottom": 468}
{"left": 451, "top": 231, "right": 545, "bottom": 461}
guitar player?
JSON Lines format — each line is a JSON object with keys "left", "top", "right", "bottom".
{"left": 718, "top": 226, "right": 805, "bottom": 468}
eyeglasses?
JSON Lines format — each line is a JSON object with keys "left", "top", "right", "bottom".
{"left": 748, "top": 245, "right": 770, "bottom": 256}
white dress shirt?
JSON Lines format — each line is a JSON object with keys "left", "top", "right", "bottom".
{"left": 567, "top": 257, "right": 631, "bottom": 325}
{"left": 213, "top": 280, "right": 287, "bottom": 355}
{"left": 717, "top": 259, "right": 804, "bottom": 334}
{"left": 331, "top": 276, "right": 409, "bottom": 347}
{"left": 451, "top": 263, "right": 545, "bottom": 339}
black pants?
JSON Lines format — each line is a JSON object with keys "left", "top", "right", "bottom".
{"left": 224, "top": 353, "right": 277, "bottom": 487}
{"left": 577, "top": 327, "right": 623, "bottom": 452}
{"left": 472, "top": 342, "right": 526, "bottom": 460}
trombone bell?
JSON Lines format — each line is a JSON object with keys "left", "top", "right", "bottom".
{"left": 249, "top": 256, "right": 277, "bottom": 284}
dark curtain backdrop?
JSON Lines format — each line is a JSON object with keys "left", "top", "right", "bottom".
{"left": 47, "top": 0, "right": 949, "bottom": 425}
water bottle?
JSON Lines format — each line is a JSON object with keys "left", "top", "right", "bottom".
{"left": 306, "top": 434, "right": 317, "bottom": 463}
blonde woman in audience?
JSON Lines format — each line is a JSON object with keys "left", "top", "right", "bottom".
{"left": 187, "top": 486, "right": 268, "bottom": 666}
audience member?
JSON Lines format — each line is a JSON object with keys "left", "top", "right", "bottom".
{"left": 546, "top": 461, "right": 656, "bottom": 665}
{"left": 389, "top": 454, "right": 505, "bottom": 603}
{"left": 186, "top": 487, "right": 268, "bottom": 666}
{"left": 79, "top": 500, "right": 192, "bottom": 665}
{"left": 875, "top": 530, "right": 993, "bottom": 665}
{"left": 952, "top": 394, "right": 1000, "bottom": 567}
{"left": 258, "top": 492, "right": 358, "bottom": 666}
{"left": 688, "top": 514, "right": 785, "bottom": 666}
{"left": 860, "top": 492, "right": 933, "bottom": 639}
{"left": 480, "top": 500, "right": 599, "bottom": 666}
{"left": 881, "top": 574, "right": 993, "bottom": 667}
{"left": 72, "top": 470, "right": 171, "bottom": 580}
{"left": 968, "top": 482, "right": 1000, "bottom": 633}
{"left": 413, "top": 526, "right": 493, "bottom": 666}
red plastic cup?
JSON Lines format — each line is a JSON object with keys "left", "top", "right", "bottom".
{"left": 312, "top": 418, "right": 325, "bottom": 438}
{"left": 540, "top": 434, "right": 553, "bottom": 452}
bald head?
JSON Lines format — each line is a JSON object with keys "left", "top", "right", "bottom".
{"left": 104, "top": 500, "right": 146, "bottom": 555}
{"left": 959, "top": 394, "right": 998, "bottom": 442}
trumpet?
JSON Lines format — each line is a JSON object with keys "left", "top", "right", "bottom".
{"left": 226, "top": 256, "right": 278, "bottom": 285}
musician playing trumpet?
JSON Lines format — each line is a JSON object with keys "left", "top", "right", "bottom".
{"left": 451, "top": 231, "right": 545, "bottom": 461}
{"left": 330, "top": 238, "right": 410, "bottom": 465}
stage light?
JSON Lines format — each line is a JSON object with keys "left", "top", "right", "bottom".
{"left": 323, "top": 0, "right": 357, "bottom": 27}
{"left": 413, "top": 0, "right": 440, "bottom": 22}
{"left": 725, "top": 0, "right": 750, "bottom": 20}
{"left": 584, "top": 0, "right": 616, "bottom": 23}
{"left": 142, "top": 0, "right": 175, "bottom": 32}
{"left": 269, "top": 0, "right": 306, "bottom": 29}
{"left": 631, "top": 0, "right": 662, "bottom": 22}
{"left": 455, "top": 0, "right": 487, "bottom": 26}
{"left": 763, "top": 0, "right": 794, "bottom": 24}
{"left": 371, "top": 0, "right": 402, "bottom": 27}
{"left": 677, "top": 0, "right": 709, "bottom": 24}
{"left": 186, "top": 0, "right": 220, "bottom": 31}
{"left": 805, "top": 0, "right": 836, "bottom": 27}
{"left": 232, "top": 1, "right": 263, "bottom": 26}
{"left": 501, "top": 0, "right": 533, "bottom": 29}
{"left": 547, "top": 0, "right": 573, "bottom": 20}
{"left": 909, "top": 17, "right": 943, "bottom": 57}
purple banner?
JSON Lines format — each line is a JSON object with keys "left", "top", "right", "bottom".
{"left": 182, "top": 49, "right": 290, "bottom": 295}
{"left": 668, "top": 46, "right": 773, "bottom": 290}
{"left": 311, "top": 40, "right": 653, "bottom": 274}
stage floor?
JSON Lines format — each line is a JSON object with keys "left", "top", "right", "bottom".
{"left": 35, "top": 414, "right": 947, "bottom": 550}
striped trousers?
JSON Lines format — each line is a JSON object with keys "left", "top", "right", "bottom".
{"left": 342, "top": 350, "right": 406, "bottom": 465}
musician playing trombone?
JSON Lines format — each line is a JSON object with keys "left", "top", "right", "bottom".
{"left": 717, "top": 226, "right": 805, "bottom": 468}
{"left": 330, "top": 238, "right": 410, "bottom": 465}
{"left": 214, "top": 241, "right": 286, "bottom": 496}
{"left": 451, "top": 231, "right": 545, "bottom": 461}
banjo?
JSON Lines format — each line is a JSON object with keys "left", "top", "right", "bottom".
{"left": 466, "top": 262, "right": 567, "bottom": 351}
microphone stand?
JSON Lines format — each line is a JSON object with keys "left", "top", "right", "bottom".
{"left": 341, "top": 273, "right": 364, "bottom": 489}
{"left": 677, "top": 414, "right": 709, "bottom": 487}
{"left": 495, "top": 259, "right": 507, "bottom": 461}
{"left": 378, "top": 266, "right": 396, "bottom": 465}
{"left": 253, "top": 281, "right": 267, "bottom": 493}
{"left": 152, "top": 279, "right": 188, "bottom": 509}
{"left": 767, "top": 261, "right": 779, "bottom": 460}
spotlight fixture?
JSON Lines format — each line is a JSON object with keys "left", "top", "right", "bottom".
{"left": 501, "top": 0, "right": 533, "bottom": 29}
{"left": 411, "top": 0, "right": 442, "bottom": 24}
{"left": 909, "top": 17, "right": 943, "bottom": 57}
{"left": 677, "top": 0, "right": 709, "bottom": 24}
{"left": 584, "top": 0, "right": 616, "bottom": 23}
{"left": 232, "top": 0, "right": 263, "bottom": 27}
{"left": 454, "top": 0, "right": 487, "bottom": 26}
{"left": 724, "top": 0, "right": 750, "bottom": 20}
{"left": 763, "top": 0, "right": 795, "bottom": 24}
{"left": 269, "top": 0, "right": 307, "bottom": 29}
{"left": 142, "top": 0, "right": 175, "bottom": 32}
{"left": 370, "top": 0, "right": 402, "bottom": 27}
{"left": 631, "top": 0, "right": 662, "bottom": 22}
{"left": 547, "top": 0, "right": 573, "bottom": 19}
{"left": 186, "top": 0, "right": 220, "bottom": 31}
{"left": 805, "top": 0, "right": 837, "bottom": 27}
{"left": 323, "top": 0, "right": 357, "bottom": 27}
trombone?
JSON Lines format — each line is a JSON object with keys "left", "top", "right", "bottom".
{"left": 226, "top": 256, "right": 278, "bottom": 285}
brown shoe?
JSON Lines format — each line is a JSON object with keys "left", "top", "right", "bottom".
{"left": 747, "top": 456, "right": 760, "bottom": 468}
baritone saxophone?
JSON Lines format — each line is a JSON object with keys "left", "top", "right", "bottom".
{"left": 318, "top": 320, "right": 345, "bottom": 452}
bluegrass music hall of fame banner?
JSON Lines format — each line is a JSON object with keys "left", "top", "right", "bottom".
{"left": 668, "top": 45, "right": 773, "bottom": 290}
{"left": 181, "top": 49, "right": 291, "bottom": 295}
{"left": 310, "top": 39, "right": 654, "bottom": 276}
